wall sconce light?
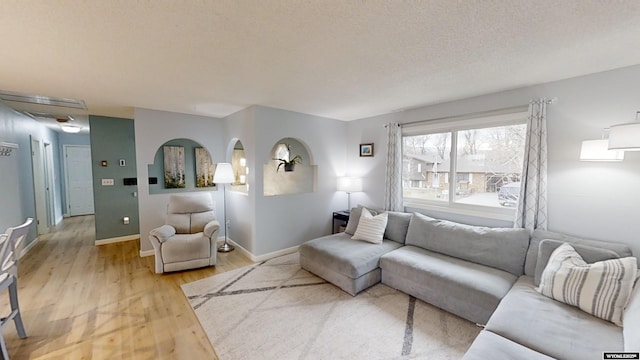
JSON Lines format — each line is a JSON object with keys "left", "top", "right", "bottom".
{"left": 337, "top": 177, "right": 363, "bottom": 211}
{"left": 580, "top": 139, "right": 624, "bottom": 162}
{"left": 608, "top": 111, "right": 640, "bottom": 151}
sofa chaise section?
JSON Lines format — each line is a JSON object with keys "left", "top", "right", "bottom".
{"left": 299, "top": 209, "right": 410, "bottom": 296}
{"left": 299, "top": 232, "right": 403, "bottom": 296}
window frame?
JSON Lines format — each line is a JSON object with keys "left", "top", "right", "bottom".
{"left": 402, "top": 110, "right": 529, "bottom": 221}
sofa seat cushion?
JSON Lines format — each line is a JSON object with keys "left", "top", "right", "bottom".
{"left": 463, "top": 330, "right": 554, "bottom": 360}
{"left": 298, "top": 232, "right": 403, "bottom": 279}
{"left": 380, "top": 245, "right": 517, "bottom": 324}
{"left": 485, "top": 276, "right": 623, "bottom": 360}
{"left": 162, "top": 233, "right": 210, "bottom": 264}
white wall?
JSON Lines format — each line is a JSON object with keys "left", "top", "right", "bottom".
{"left": 251, "top": 106, "right": 348, "bottom": 256}
{"left": 134, "top": 108, "right": 226, "bottom": 252}
{"left": 220, "top": 106, "right": 348, "bottom": 257}
{"left": 135, "top": 105, "right": 348, "bottom": 258}
{"left": 346, "top": 64, "right": 640, "bottom": 257}
{"left": 223, "top": 107, "right": 256, "bottom": 254}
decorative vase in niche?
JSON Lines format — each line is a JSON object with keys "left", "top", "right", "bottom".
{"left": 284, "top": 163, "right": 295, "bottom": 172}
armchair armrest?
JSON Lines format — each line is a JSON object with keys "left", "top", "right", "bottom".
{"left": 204, "top": 220, "right": 220, "bottom": 239}
{"left": 150, "top": 225, "right": 176, "bottom": 243}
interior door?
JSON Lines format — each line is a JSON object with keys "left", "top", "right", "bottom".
{"left": 43, "top": 142, "right": 57, "bottom": 227}
{"left": 31, "top": 138, "right": 49, "bottom": 234}
{"left": 64, "top": 145, "right": 95, "bottom": 216}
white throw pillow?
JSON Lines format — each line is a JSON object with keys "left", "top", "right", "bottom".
{"left": 351, "top": 208, "right": 388, "bottom": 244}
{"left": 537, "top": 242, "right": 637, "bottom": 326}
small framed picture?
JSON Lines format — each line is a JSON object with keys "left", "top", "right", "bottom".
{"left": 360, "top": 143, "right": 374, "bottom": 157}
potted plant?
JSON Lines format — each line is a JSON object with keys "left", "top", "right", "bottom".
{"left": 274, "top": 155, "right": 302, "bottom": 172}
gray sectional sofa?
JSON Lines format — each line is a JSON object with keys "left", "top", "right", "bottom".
{"left": 298, "top": 208, "right": 640, "bottom": 359}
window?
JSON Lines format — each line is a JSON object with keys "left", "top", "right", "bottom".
{"left": 402, "top": 111, "right": 528, "bottom": 219}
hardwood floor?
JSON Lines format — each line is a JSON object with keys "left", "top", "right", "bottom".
{"left": 2, "top": 215, "right": 253, "bottom": 359}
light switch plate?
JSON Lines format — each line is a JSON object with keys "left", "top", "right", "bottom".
{"left": 101, "top": 178, "right": 115, "bottom": 186}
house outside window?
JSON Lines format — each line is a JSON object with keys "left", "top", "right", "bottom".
{"left": 401, "top": 110, "right": 528, "bottom": 220}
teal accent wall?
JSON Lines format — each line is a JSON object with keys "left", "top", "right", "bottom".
{"left": 89, "top": 115, "right": 140, "bottom": 240}
{"left": 147, "top": 138, "right": 216, "bottom": 194}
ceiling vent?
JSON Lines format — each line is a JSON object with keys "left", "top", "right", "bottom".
{"left": 0, "top": 90, "right": 87, "bottom": 110}
{"left": 23, "top": 111, "right": 74, "bottom": 122}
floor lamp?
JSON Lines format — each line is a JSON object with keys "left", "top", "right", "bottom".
{"left": 337, "top": 176, "right": 363, "bottom": 212}
{"left": 214, "top": 163, "right": 235, "bottom": 252}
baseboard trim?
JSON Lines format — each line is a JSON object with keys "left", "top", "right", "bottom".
{"left": 216, "top": 237, "right": 299, "bottom": 262}
{"left": 139, "top": 249, "right": 154, "bottom": 257}
{"left": 19, "top": 236, "right": 39, "bottom": 260}
{"left": 252, "top": 245, "right": 299, "bottom": 262}
{"left": 95, "top": 234, "right": 140, "bottom": 246}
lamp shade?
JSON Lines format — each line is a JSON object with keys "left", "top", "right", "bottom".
{"left": 579, "top": 139, "right": 624, "bottom": 161}
{"left": 608, "top": 123, "right": 640, "bottom": 151}
{"left": 213, "top": 163, "right": 234, "bottom": 184}
{"left": 337, "top": 177, "right": 363, "bottom": 193}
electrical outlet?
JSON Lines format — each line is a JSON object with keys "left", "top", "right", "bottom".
{"left": 101, "top": 178, "right": 114, "bottom": 186}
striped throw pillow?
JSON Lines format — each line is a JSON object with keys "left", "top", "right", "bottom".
{"left": 537, "top": 242, "right": 637, "bottom": 326}
{"left": 351, "top": 208, "right": 388, "bottom": 244}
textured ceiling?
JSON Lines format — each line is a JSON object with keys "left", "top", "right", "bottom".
{"left": 1, "top": 1, "right": 640, "bottom": 126}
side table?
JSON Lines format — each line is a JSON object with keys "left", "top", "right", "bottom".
{"left": 332, "top": 210, "right": 350, "bottom": 234}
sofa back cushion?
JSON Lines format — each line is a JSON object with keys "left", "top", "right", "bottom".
{"left": 537, "top": 243, "right": 637, "bottom": 326}
{"left": 524, "top": 229, "right": 633, "bottom": 277}
{"left": 384, "top": 211, "right": 412, "bottom": 244}
{"left": 623, "top": 276, "right": 640, "bottom": 351}
{"left": 345, "top": 206, "right": 380, "bottom": 235}
{"left": 534, "top": 239, "right": 622, "bottom": 286}
{"left": 404, "top": 212, "right": 530, "bottom": 275}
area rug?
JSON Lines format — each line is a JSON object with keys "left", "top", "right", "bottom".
{"left": 181, "top": 253, "right": 480, "bottom": 360}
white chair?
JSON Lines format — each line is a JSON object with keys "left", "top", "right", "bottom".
{"left": 0, "top": 218, "right": 32, "bottom": 359}
{"left": 149, "top": 194, "right": 219, "bottom": 273}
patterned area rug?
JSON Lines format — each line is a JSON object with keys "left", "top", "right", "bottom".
{"left": 181, "top": 253, "right": 480, "bottom": 360}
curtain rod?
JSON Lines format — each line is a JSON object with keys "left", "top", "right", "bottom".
{"left": 400, "top": 104, "right": 529, "bottom": 127}
{"left": 384, "top": 97, "right": 556, "bottom": 128}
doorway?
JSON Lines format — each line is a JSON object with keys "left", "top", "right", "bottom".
{"left": 64, "top": 145, "right": 95, "bottom": 216}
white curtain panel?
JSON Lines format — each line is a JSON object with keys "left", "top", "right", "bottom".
{"left": 384, "top": 123, "right": 403, "bottom": 211}
{"left": 514, "top": 98, "right": 549, "bottom": 231}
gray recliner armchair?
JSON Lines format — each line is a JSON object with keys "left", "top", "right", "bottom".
{"left": 149, "top": 193, "right": 219, "bottom": 273}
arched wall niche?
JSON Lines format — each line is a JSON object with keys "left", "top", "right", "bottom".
{"left": 147, "top": 138, "right": 216, "bottom": 194}
{"left": 230, "top": 139, "right": 248, "bottom": 193}
{"left": 263, "top": 137, "right": 317, "bottom": 196}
